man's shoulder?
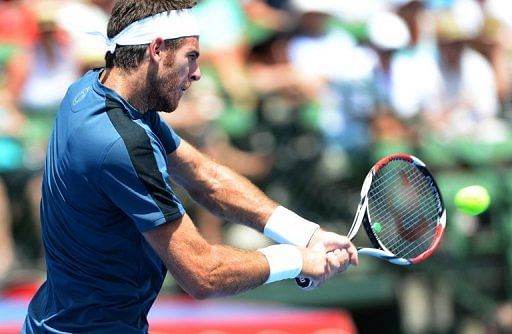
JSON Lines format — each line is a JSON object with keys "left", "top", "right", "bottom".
{"left": 63, "top": 69, "right": 105, "bottom": 111}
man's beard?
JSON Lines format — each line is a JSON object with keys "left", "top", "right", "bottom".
{"left": 146, "top": 64, "right": 181, "bottom": 113}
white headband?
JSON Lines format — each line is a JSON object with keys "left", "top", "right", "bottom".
{"left": 91, "top": 9, "right": 200, "bottom": 53}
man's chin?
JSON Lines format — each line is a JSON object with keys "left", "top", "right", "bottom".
{"left": 159, "top": 109, "right": 176, "bottom": 114}
{"left": 155, "top": 102, "right": 178, "bottom": 113}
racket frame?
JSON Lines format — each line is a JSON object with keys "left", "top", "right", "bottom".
{"left": 358, "top": 153, "right": 446, "bottom": 265}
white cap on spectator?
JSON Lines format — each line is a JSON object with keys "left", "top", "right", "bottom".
{"left": 368, "top": 12, "right": 410, "bottom": 50}
{"left": 290, "top": 0, "right": 344, "bottom": 15}
{"left": 451, "top": 0, "right": 484, "bottom": 39}
{"left": 436, "top": 0, "right": 484, "bottom": 41}
{"left": 291, "top": 0, "right": 387, "bottom": 21}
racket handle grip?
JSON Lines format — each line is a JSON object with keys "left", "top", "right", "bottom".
{"left": 295, "top": 277, "right": 312, "bottom": 289}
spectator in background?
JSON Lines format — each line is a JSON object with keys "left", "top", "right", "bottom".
{"left": 247, "top": 31, "right": 320, "bottom": 104}
{"left": 365, "top": 11, "right": 418, "bottom": 154}
{"left": 471, "top": 0, "right": 512, "bottom": 109}
{"left": 389, "top": 0, "right": 440, "bottom": 120}
{"left": 0, "top": 0, "right": 37, "bottom": 100}
{"left": 241, "top": 0, "right": 294, "bottom": 34}
{"left": 286, "top": 0, "right": 375, "bottom": 168}
{"left": 19, "top": 0, "right": 80, "bottom": 170}
{"left": 245, "top": 0, "right": 378, "bottom": 224}
{"left": 193, "top": 0, "right": 256, "bottom": 110}
{"left": 0, "top": 0, "right": 38, "bottom": 47}
{"left": 367, "top": 11, "right": 412, "bottom": 110}
{"left": 393, "top": 0, "right": 428, "bottom": 47}
{"left": 0, "top": 89, "right": 26, "bottom": 283}
{"left": 287, "top": 0, "right": 362, "bottom": 82}
{"left": 246, "top": 30, "right": 328, "bottom": 221}
{"left": 425, "top": 6, "right": 507, "bottom": 142}
{"left": 57, "top": 0, "right": 112, "bottom": 74}
{"left": 0, "top": 0, "right": 42, "bottom": 282}
{"left": 20, "top": 0, "right": 79, "bottom": 113}
{"left": 14, "top": 1, "right": 81, "bottom": 266}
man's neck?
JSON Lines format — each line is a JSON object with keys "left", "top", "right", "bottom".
{"left": 100, "top": 67, "right": 149, "bottom": 113}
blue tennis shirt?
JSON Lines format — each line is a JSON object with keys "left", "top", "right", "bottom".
{"left": 23, "top": 69, "right": 186, "bottom": 333}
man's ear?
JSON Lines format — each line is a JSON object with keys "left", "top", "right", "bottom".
{"left": 148, "top": 37, "right": 165, "bottom": 63}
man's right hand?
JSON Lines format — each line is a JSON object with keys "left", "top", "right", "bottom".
{"left": 308, "top": 229, "right": 359, "bottom": 266}
{"left": 299, "top": 241, "right": 354, "bottom": 289}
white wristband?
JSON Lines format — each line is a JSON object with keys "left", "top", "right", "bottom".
{"left": 264, "top": 206, "right": 320, "bottom": 247}
{"left": 258, "top": 244, "right": 303, "bottom": 284}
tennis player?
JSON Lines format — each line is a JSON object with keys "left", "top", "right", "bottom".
{"left": 22, "top": 1, "right": 358, "bottom": 333}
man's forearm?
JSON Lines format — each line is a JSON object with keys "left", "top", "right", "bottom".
{"left": 183, "top": 160, "right": 277, "bottom": 231}
{"left": 168, "top": 140, "right": 277, "bottom": 231}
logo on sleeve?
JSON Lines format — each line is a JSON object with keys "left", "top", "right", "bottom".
{"left": 73, "top": 86, "right": 91, "bottom": 106}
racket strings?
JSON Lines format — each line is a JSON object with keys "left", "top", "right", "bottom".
{"left": 368, "top": 160, "right": 440, "bottom": 259}
{"left": 372, "top": 173, "right": 438, "bottom": 256}
{"left": 372, "top": 172, "right": 438, "bottom": 241}
{"left": 371, "top": 190, "right": 437, "bottom": 257}
{"left": 372, "top": 168, "right": 438, "bottom": 257}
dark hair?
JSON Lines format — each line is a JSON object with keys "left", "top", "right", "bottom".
{"left": 105, "top": 0, "right": 197, "bottom": 70}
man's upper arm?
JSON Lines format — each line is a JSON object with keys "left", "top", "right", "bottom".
{"left": 142, "top": 213, "right": 217, "bottom": 297}
{"left": 143, "top": 213, "right": 206, "bottom": 266}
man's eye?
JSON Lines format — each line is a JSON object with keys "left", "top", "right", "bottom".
{"left": 187, "top": 53, "right": 199, "bottom": 61}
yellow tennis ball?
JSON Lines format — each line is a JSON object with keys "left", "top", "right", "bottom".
{"left": 454, "top": 185, "right": 490, "bottom": 215}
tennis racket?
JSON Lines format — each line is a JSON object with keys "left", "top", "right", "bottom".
{"left": 296, "top": 153, "right": 446, "bottom": 289}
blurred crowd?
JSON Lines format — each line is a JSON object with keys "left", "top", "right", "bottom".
{"left": 2, "top": 0, "right": 512, "bottom": 331}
